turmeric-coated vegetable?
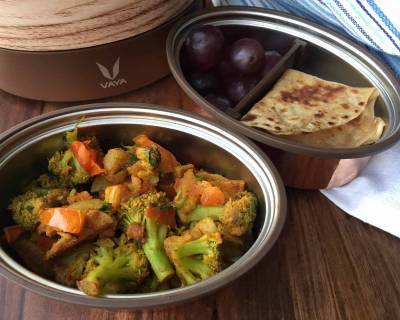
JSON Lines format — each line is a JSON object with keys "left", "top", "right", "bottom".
{"left": 134, "top": 134, "right": 178, "bottom": 173}
{"left": 5, "top": 129, "right": 257, "bottom": 296}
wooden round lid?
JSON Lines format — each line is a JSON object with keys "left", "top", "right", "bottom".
{"left": 0, "top": 0, "right": 192, "bottom": 51}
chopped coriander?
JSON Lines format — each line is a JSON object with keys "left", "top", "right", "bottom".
{"left": 127, "top": 151, "right": 138, "bottom": 165}
{"left": 148, "top": 147, "right": 161, "bottom": 168}
{"left": 99, "top": 201, "right": 112, "bottom": 213}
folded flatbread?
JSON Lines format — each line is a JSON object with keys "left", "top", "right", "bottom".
{"left": 241, "top": 69, "right": 377, "bottom": 135}
{"left": 240, "top": 69, "right": 385, "bottom": 148}
{"left": 284, "top": 90, "right": 385, "bottom": 148}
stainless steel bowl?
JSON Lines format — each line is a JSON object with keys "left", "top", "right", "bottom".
{"left": 0, "top": 103, "right": 286, "bottom": 308}
{"left": 166, "top": 7, "right": 400, "bottom": 189}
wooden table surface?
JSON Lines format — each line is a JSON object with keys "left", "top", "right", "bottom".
{"left": 1, "top": 76, "right": 400, "bottom": 320}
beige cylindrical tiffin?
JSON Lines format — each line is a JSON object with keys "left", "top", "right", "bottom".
{"left": 0, "top": 0, "right": 195, "bottom": 101}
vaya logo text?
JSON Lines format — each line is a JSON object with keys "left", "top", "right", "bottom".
{"left": 96, "top": 57, "right": 128, "bottom": 89}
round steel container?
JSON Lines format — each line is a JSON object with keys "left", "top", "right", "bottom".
{"left": 166, "top": 7, "right": 400, "bottom": 189}
{"left": 0, "top": 103, "right": 286, "bottom": 308}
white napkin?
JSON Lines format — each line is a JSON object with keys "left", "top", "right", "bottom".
{"left": 321, "top": 141, "right": 400, "bottom": 237}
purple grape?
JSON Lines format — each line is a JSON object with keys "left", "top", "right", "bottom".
{"left": 189, "top": 72, "right": 219, "bottom": 94}
{"left": 184, "top": 25, "right": 224, "bottom": 72}
{"left": 263, "top": 51, "right": 282, "bottom": 74}
{"left": 225, "top": 79, "right": 247, "bottom": 104}
{"left": 229, "top": 38, "right": 266, "bottom": 75}
{"left": 225, "top": 75, "right": 260, "bottom": 104}
{"left": 244, "top": 73, "right": 262, "bottom": 89}
{"left": 217, "top": 59, "right": 236, "bottom": 85}
{"left": 205, "top": 93, "right": 233, "bottom": 111}
{"left": 222, "top": 45, "right": 232, "bottom": 60}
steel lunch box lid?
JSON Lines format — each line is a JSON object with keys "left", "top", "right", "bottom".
{"left": 166, "top": 6, "right": 400, "bottom": 159}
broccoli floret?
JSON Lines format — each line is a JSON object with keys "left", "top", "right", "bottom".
{"left": 8, "top": 188, "right": 69, "bottom": 230}
{"left": 119, "top": 192, "right": 175, "bottom": 282}
{"left": 77, "top": 237, "right": 149, "bottom": 296}
{"left": 186, "top": 191, "right": 257, "bottom": 237}
{"left": 36, "top": 174, "right": 70, "bottom": 189}
{"left": 53, "top": 243, "right": 93, "bottom": 287}
{"left": 46, "top": 188, "right": 70, "bottom": 204}
{"left": 164, "top": 219, "right": 222, "bottom": 286}
{"left": 8, "top": 191, "right": 46, "bottom": 230}
{"left": 65, "top": 126, "right": 78, "bottom": 146}
{"left": 48, "top": 150, "right": 91, "bottom": 186}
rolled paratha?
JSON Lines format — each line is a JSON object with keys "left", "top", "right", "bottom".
{"left": 241, "top": 69, "right": 377, "bottom": 135}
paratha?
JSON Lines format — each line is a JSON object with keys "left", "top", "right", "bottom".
{"left": 283, "top": 90, "right": 385, "bottom": 148}
{"left": 241, "top": 69, "right": 377, "bottom": 135}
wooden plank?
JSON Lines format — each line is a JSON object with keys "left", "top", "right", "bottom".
{"left": 214, "top": 190, "right": 400, "bottom": 320}
{"left": 0, "top": 90, "right": 43, "bottom": 132}
{"left": 17, "top": 291, "right": 216, "bottom": 320}
{"left": 0, "top": 77, "right": 400, "bottom": 319}
{"left": 42, "top": 76, "right": 211, "bottom": 117}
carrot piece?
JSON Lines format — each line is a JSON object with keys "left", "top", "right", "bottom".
{"left": 70, "top": 141, "right": 104, "bottom": 176}
{"left": 3, "top": 225, "right": 24, "bottom": 243}
{"left": 200, "top": 186, "right": 225, "bottom": 206}
{"left": 40, "top": 208, "right": 85, "bottom": 234}
{"left": 145, "top": 207, "right": 176, "bottom": 227}
{"left": 126, "top": 223, "right": 145, "bottom": 241}
{"left": 133, "top": 134, "right": 179, "bottom": 173}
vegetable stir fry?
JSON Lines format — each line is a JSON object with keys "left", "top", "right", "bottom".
{"left": 4, "top": 128, "right": 258, "bottom": 296}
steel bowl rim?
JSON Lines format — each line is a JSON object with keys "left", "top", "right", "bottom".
{"left": 0, "top": 102, "right": 286, "bottom": 308}
{"left": 166, "top": 6, "right": 400, "bottom": 159}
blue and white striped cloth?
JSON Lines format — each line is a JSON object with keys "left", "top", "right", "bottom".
{"left": 213, "top": 0, "right": 400, "bottom": 77}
